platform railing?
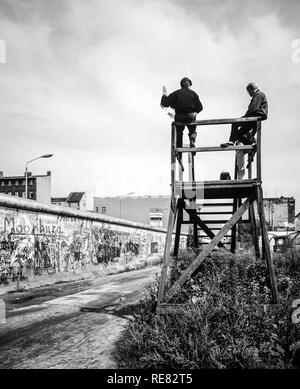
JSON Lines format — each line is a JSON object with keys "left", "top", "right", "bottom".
{"left": 171, "top": 116, "right": 261, "bottom": 189}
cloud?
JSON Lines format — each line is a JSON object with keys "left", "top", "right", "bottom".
{"left": 0, "top": 0, "right": 299, "bottom": 209}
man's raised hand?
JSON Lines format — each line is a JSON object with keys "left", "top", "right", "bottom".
{"left": 162, "top": 85, "right": 167, "bottom": 96}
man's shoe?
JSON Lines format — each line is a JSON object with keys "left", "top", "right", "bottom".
{"left": 220, "top": 141, "right": 234, "bottom": 148}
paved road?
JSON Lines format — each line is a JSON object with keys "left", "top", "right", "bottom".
{"left": 0, "top": 265, "right": 160, "bottom": 369}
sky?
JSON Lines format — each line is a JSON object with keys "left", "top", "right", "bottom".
{"left": 0, "top": 0, "right": 299, "bottom": 210}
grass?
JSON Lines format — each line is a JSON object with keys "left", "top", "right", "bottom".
{"left": 113, "top": 248, "right": 300, "bottom": 369}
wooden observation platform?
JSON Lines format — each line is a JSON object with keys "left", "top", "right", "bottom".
{"left": 157, "top": 117, "right": 279, "bottom": 314}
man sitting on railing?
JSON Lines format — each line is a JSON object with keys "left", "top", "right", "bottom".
{"left": 220, "top": 82, "right": 268, "bottom": 148}
{"left": 160, "top": 77, "right": 203, "bottom": 151}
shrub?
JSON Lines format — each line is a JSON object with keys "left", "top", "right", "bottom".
{"left": 114, "top": 249, "right": 300, "bottom": 369}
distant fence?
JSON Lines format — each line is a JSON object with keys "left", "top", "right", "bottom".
{"left": 0, "top": 195, "right": 185, "bottom": 292}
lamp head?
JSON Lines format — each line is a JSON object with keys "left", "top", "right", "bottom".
{"left": 41, "top": 154, "right": 53, "bottom": 158}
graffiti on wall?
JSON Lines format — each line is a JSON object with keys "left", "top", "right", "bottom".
{"left": 0, "top": 208, "right": 166, "bottom": 285}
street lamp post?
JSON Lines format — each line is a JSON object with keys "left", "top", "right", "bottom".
{"left": 25, "top": 154, "right": 53, "bottom": 199}
{"left": 119, "top": 192, "right": 135, "bottom": 218}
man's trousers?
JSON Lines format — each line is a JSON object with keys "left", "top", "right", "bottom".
{"left": 175, "top": 112, "right": 197, "bottom": 149}
{"left": 229, "top": 121, "right": 261, "bottom": 145}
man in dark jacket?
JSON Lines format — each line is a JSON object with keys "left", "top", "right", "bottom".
{"left": 160, "top": 77, "right": 203, "bottom": 149}
{"left": 220, "top": 82, "right": 268, "bottom": 147}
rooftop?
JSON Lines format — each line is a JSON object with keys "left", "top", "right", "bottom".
{"left": 51, "top": 197, "right": 67, "bottom": 202}
{"left": 66, "top": 192, "right": 85, "bottom": 203}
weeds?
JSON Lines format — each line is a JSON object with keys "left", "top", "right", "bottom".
{"left": 114, "top": 249, "right": 300, "bottom": 369}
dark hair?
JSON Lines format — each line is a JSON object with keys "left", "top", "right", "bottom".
{"left": 180, "top": 77, "right": 192, "bottom": 88}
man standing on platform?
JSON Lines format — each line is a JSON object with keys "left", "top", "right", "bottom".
{"left": 160, "top": 77, "right": 203, "bottom": 150}
{"left": 220, "top": 82, "right": 268, "bottom": 148}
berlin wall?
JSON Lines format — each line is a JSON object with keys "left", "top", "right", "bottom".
{"left": 0, "top": 195, "right": 182, "bottom": 293}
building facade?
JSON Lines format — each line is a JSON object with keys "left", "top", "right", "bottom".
{"left": 51, "top": 192, "right": 86, "bottom": 211}
{"left": 93, "top": 196, "right": 170, "bottom": 228}
{"left": 0, "top": 171, "right": 51, "bottom": 204}
{"left": 51, "top": 197, "right": 68, "bottom": 207}
{"left": 295, "top": 212, "right": 300, "bottom": 232}
{"left": 263, "top": 196, "right": 295, "bottom": 230}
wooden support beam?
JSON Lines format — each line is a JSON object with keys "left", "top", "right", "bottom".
{"left": 175, "top": 117, "right": 261, "bottom": 126}
{"left": 198, "top": 234, "right": 232, "bottom": 238}
{"left": 231, "top": 198, "right": 238, "bottom": 253}
{"left": 231, "top": 154, "right": 238, "bottom": 253}
{"left": 188, "top": 152, "right": 194, "bottom": 181}
{"left": 199, "top": 202, "right": 234, "bottom": 207}
{"left": 171, "top": 123, "right": 176, "bottom": 209}
{"left": 157, "top": 199, "right": 177, "bottom": 304}
{"left": 201, "top": 242, "right": 231, "bottom": 245}
{"left": 187, "top": 152, "right": 198, "bottom": 248}
{"left": 193, "top": 214, "right": 199, "bottom": 248}
{"left": 173, "top": 201, "right": 183, "bottom": 257}
{"left": 249, "top": 202, "right": 260, "bottom": 258}
{"left": 256, "top": 122, "right": 262, "bottom": 182}
{"left": 158, "top": 122, "right": 177, "bottom": 305}
{"left": 198, "top": 211, "right": 234, "bottom": 215}
{"left": 198, "top": 219, "right": 250, "bottom": 224}
{"left": 175, "top": 180, "right": 257, "bottom": 197}
{"left": 256, "top": 186, "right": 279, "bottom": 304}
{"left": 197, "top": 227, "right": 228, "bottom": 231}
{"left": 176, "top": 145, "right": 255, "bottom": 153}
{"left": 184, "top": 207, "right": 227, "bottom": 249}
{"left": 164, "top": 196, "right": 253, "bottom": 303}
{"left": 247, "top": 154, "right": 259, "bottom": 257}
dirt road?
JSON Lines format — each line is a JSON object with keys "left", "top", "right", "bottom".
{"left": 0, "top": 266, "right": 160, "bottom": 369}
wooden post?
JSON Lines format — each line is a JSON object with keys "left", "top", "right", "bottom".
{"left": 157, "top": 123, "right": 177, "bottom": 304}
{"left": 193, "top": 212, "right": 199, "bottom": 249}
{"left": 157, "top": 200, "right": 177, "bottom": 303}
{"left": 247, "top": 162, "right": 260, "bottom": 258}
{"left": 231, "top": 198, "right": 238, "bottom": 252}
{"left": 256, "top": 186, "right": 279, "bottom": 304}
{"left": 173, "top": 200, "right": 183, "bottom": 257}
{"left": 231, "top": 154, "right": 238, "bottom": 252}
{"left": 188, "top": 152, "right": 198, "bottom": 248}
{"left": 249, "top": 203, "right": 260, "bottom": 258}
{"left": 256, "top": 121, "right": 262, "bottom": 183}
{"left": 247, "top": 153, "right": 253, "bottom": 179}
{"left": 171, "top": 123, "right": 176, "bottom": 205}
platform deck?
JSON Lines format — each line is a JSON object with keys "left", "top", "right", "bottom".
{"left": 175, "top": 179, "right": 258, "bottom": 199}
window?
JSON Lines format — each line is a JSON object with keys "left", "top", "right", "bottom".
{"left": 29, "top": 180, "right": 33, "bottom": 186}
{"left": 22, "top": 192, "right": 25, "bottom": 198}
{"left": 101, "top": 207, "right": 106, "bottom": 214}
{"left": 8, "top": 180, "right": 11, "bottom": 186}
{"left": 0, "top": 181, "right": 4, "bottom": 187}
{"left": 15, "top": 180, "right": 19, "bottom": 186}
{"left": 95, "top": 207, "right": 99, "bottom": 212}
{"left": 151, "top": 242, "right": 158, "bottom": 254}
